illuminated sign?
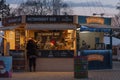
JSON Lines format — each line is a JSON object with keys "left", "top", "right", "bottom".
{"left": 26, "top": 15, "right": 73, "bottom": 23}
{"left": 37, "top": 32, "right": 60, "bottom": 36}
{"left": 87, "top": 54, "right": 104, "bottom": 61}
{"left": 86, "top": 17, "right": 104, "bottom": 24}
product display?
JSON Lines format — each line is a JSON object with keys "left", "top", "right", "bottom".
{"left": 35, "top": 30, "right": 75, "bottom": 50}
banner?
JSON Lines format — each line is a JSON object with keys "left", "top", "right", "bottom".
{"left": 79, "top": 50, "right": 112, "bottom": 70}
{"left": 78, "top": 16, "right": 111, "bottom": 25}
{"left": 0, "top": 56, "right": 12, "bottom": 78}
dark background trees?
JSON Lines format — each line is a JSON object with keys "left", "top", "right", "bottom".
{"left": 10, "top": 0, "right": 73, "bottom": 16}
{"left": 0, "top": 0, "right": 10, "bottom": 18}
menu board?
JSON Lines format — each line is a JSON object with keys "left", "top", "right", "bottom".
{"left": 9, "top": 50, "right": 25, "bottom": 72}
{"left": 37, "top": 50, "right": 74, "bottom": 58}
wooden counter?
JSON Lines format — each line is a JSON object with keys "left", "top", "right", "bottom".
{"left": 36, "top": 58, "right": 74, "bottom": 72}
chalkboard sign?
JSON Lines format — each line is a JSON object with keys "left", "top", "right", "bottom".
{"left": 74, "top": 56, "right": 88, "bottom": 79}
{"left": 9, "top": 50, "right": 25, "bottom": 72}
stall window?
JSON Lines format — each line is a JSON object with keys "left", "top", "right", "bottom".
{"left": 95, "top": 37, "right": 99, "bottom": 43}
{"left": 34, "top": 30, "right": 75, "bottom": 50}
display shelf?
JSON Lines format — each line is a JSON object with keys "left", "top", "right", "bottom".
{"left": 15, "top": 30, "right": 20, "bottom": 50}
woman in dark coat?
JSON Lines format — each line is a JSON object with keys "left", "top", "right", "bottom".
{"left": 26, "top": 39, "right": 38, "bottom": 72}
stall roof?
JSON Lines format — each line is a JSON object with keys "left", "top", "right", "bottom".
{"left": 0, "top": 21, "right": 2, "bottom": 27}
{"left": 26, "top": 24, "right": 77, "bottom": 30}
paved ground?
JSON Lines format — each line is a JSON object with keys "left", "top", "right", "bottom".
{"left": 1, "top": 61, "right": 120, "bottom": 80}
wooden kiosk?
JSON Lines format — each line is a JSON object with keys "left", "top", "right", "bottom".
{"left": 77, "top": 16, "right": 113, "bottom": 70}
{"left": 1, "top": 15, "right": 78, "bottom": 71}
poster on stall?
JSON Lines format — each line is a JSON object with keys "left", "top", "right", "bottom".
{"left": 0, "top": 56, "right": 12, "bottom": 78}
{"left": 80, "top": 50, "right": 112, "bottom": 70}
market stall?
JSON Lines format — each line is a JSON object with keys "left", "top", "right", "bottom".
{"left": 1, "top": 15, "right": 78, "bottom": 71}
{"left": 77, "top": 16, "right": 113, "bottom": 69}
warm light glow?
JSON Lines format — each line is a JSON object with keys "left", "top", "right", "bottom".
{"left": 10, "top": 31, "right": 14, "bottom": 35}
{"left": 68, "top": 30, "right": 73, "bottom": 33}
{"left": 0, "top": 31, "right": 3, "bottom": 34}
{"left": 76, "top": 28, "right": 80, "bottom": 30}
{"left": 80, "top": 31, "right": 91, "bottom": 33}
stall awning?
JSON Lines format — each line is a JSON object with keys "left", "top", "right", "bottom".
{"left": 0, "top": 26, "right": 19, "bottom": 31}
{"left": 82, "top": 24, "right": 120, "bottom": 29}
{"left": 80, "top": 24, "right": 120, "bottom": 32}
{"left": 80, "top": 26, "right": 111, "bottom": 32}
{"left": 26, "top": 24, "right": 77, "bottom": 30}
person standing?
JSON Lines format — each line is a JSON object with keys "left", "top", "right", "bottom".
{"left": 26, "top": 38, "right": 38, "bottom": 72}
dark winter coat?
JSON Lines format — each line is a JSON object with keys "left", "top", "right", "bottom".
{"left": 26, "top": 40, "right": 38, "bottom": 58}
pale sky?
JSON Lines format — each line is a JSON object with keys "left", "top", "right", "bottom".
{"left": 6, "top": 0, "right": 119, "bottom": 6}
{"left": 65, "top": 0, "right": 119, "bottom": 16}
{"left": 64, "top": 0, "right": 119, "bottom": 6}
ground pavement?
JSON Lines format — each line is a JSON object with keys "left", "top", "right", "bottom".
{"left": 0, "top": 61, "right": 120, "bottom": 80}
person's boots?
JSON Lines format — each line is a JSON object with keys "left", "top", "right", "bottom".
{"left": 33, "top": 66, "right": 36, "bottom": 72}
{"left": 29, "top": 67, "right": 32, "bottom": 72}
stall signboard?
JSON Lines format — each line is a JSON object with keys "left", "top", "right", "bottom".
{"left": 0, "top": 56, "right": 12, "bottom": 78}
{"left": 79, "top": 50, "right": 112, "bottom": 70}
{"left": 78, "top": 16, "right": 111, "bottom": 25}
{"left": 37, "top": 50, "right": 74, "bottom": 58}
{"left": 26, "top": 15, "right": 73, "bottom": 23}
{"left": 2, "top": 15, "right": 73, "bottom": 26}
{"left": 2, "top": 16, "right": 22, "bottom": 26}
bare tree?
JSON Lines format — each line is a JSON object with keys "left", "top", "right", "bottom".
{"left": 52, "top": 0, "right": 73, "bottom": 15}
{"left": 10, "top": 0, "right": 72, "bottom": 16}
{"left": 61, "top": 2, "right": 73, "bottom": 15}
{"left": 52, "top": 0, "right": 62, "bottom": 15}
{"left": 11, "top": 0, "right": 52, "bottom": 16}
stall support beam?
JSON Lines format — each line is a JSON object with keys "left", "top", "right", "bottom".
{"left": 110, "top": 29, "right": 112, "bottom": 49}
{"left": 25, "top": 30, "right": 28, "bottom": 71}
